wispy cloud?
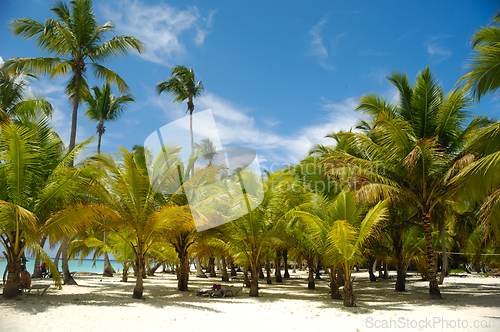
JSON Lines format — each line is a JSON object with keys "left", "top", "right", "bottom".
{"left": 425, "top": 36, "right": 452, "bottom": 61}
{"left": 0, "top": 56, "right": 3, "bottom": 65}
{"left": 158, "top": 92, "right": 360, "bottom": 165}
{"left": 99, "top": 0, "right": 216, "bottom": 65}
{"left": 308, "top": 16, "right": 334, "bottom": 70}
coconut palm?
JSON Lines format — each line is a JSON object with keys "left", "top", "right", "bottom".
{"left": 0, "top": 67, "right": 52, "bottom": 123}
{"left": 459, "top": 10, "right": 500, "bottom": 101}
{"left": 84, "top": 83, "right": 134, "bottom": 154}
{"left": 5, "top": 0, "right": 143, "bottom": 284}
{"left": 85, "top": 148, "right": 193, "bottom": 298}
{"left": 322, "top": 67, "right": 482, "bottom": 298}
{"left": 156, "top": 65, "right": 204, "bottom": 153}
{"left": 5, "top": 0, "right": 144, "bottom": 155}
{"left": 294, "top": 191, "right": 388, "bottom": 307}
{"left": 195, "top": 138, "right": 219, "bottom": 167}
{"left": 0, "top": 119, "right": 97, "bottom": 298}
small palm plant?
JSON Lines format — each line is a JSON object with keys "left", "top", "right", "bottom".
{"left": 295, "top": 191, "right": 388, "bottom": 307}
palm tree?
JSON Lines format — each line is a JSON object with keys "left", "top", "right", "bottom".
{"left": 459, "top": 10, "right": 500, "bottom": 101}
{"left": 156, "top": 65, "right": 204, "bottom": 154}
{"left": 0, "top": 67, "right": 52, "bottom": 123}
{"left": 84, "top": 83, "right": 134, "bottom": 154}
{"left": 0, "top": 119, "right": 96, "bottom": 298}
{"left": 295, "top": 191, "right": 388, "bottom": 307}
{"left": 322, "top": 67, "right": 482, "bottom": 298}
{"left": 5, "top": 0, "right": 143, "bottom": 284}
{"left": 85, "top": 148, "right": 193, "bottom": 298}
{"left": 195, "top": 138, "right": 219, "bottom": 166}
{"left": 5, "top": 0, "right": 144, "bottom": 156}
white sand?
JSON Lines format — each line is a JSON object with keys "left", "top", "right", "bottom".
{"left": 1, "top": 271, "right": 499, "bottom": 332}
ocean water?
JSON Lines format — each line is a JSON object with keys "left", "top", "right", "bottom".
{"left": 0, "top": 258, "right": 122, "bottom": 276}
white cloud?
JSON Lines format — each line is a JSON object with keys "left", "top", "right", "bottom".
{"left": 425, "top": 36, "right": 452, "bottom": 60}
{"left": 309, "top": 16, "right": 334, "bottom": 70}
{"left": 0, "top": 56, "right": 4, "bottom": 65}
{"left": 195, "top": 93, "right": 359, "bottom": 165}
{"left": 100, "top": 0, "right": 215, "bottom": 65}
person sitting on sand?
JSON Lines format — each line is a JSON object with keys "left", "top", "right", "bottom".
{"left": 19, "top": 266, "right": 31, "bottom": 289}
{"left": 40, "top": 262, "right": 48, "bottom": 277}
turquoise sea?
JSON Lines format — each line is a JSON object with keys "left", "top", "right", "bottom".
{"left": 0, "top": 258, "right": 122, "bottom": 276}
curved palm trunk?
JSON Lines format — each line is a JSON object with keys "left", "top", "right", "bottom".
{"left": 195, "top": 257, "right": 207, "bottom": 278}
{"left": 102, "top": 230, "right": 114, "bottom": 277}
{"left": 148, "top": 258, "right": 169, "bottom": 276}
{"left": 53, "top": 244, "right": 62, "bottom": 273}
{"left": 221, "top": 256, "right": 229, "bottom": 281}
{"left": 423, "top": 213, "right": 441, "bottom": 298}
{"left": 283, "top": 250, "right": 290, "bottom": 278}
{"left": 368, "top": 255, "right": 377, "bottom": 282}
{"left": 209, "top": 255, "right": 216, "bottom": 277}
{"left": 61, "top": 240, "right": 77, "bottom": 285}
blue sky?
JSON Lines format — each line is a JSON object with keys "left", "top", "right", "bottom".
{"left": 1, "top": 0, "right": 499, "bottom": 172}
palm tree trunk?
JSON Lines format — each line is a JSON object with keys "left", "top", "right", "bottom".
{"left": 368, "top": 255, "right": 377, "bottom": 282}
{"left": 33, "top": 235, "right": 48, "bottom": 278}
{"left": 327, "top": 266, "right": 341, "bottom": 299}
{"left": 103, "top": 230, "right": 114, "bottom": 277}
{"left": 178, "top": 252, "right": 189, "bottom": 291}
{"left": 68, "top": 69, "right": 82, "bottom": 167}
{"left": 148, "top": 258, "right": 169, "bottom": 276}
{"left": 315, "top": 259, "right": 322, "bottom": 279}
{"left": 307, "top": 258, "right": 315, "bottom": 290}
{"left": 249, "top": 258, "right": 259, "bottom": 297}
{"left": 195, "top": 257, "right": 207, "bottom": 278}
{"left": 209, "top": 255, "right": 216, "bottom": 277}
{"left": 266, "top": 261, "right": 272, "bottom": 284}
{"left": 393, "top": 230, "right": 406, "bottom": 291}
{"left": 132, "top": 256, "right": 144, "bottom": 299}
{"left": 189, "top": 107, "right": 194, "bottom": 154}
{"left": 438, "top": 221, "right": 448, "bottom": 285}
{"left": 53, "top": 244, "right": 62, "bottom": 273}
{"left": 336, "top": 267, "right": 345, "bottom": 286}
{"left": 221, "top": 256, "right": 229, "bottom": 281}
{"left": 2, "top": 255, "right": 21, "bottom": 299}
{"left": 259, "top": 261, "right": 265, "bottom": 279}
{"left": 61, "top": 240, "right": 77, "bottom": 285}
{"left": 275, "top": 250, "right": 282, "bottom": 282}
{"left": 122, "top": 264, "right": 129, "bottom": 282}
{"left": 283, "top": 250, "right": 290, "bottom": 278}
{"left": 243, "top": 264, "right": 251, "bottom": 288}
{"left": 230, "top": 258, "right": 237, "bottom": 276}
{"left": 422, "top": 212, "right": 441, "bottom": 298}
{"left": 343, "top": 277, "right": 355, "bottom": 307}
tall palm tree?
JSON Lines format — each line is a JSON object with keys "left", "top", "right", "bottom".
{"left": 322, "top": 67, "right": 482, "bottom": 298}
{"left": 84, "top": 83, "right": 134, "bottom": 154}
{"left": 156, "top": 65, "right": 204, "bottom": 154}
{"left": 195, "top": 138, "right": 219, "bottom": 166}
{"left": 459, "top": 10, "right": 500, "bottom": 101}
{"left": 5, "top": 0, "right": 144, "bottom": 156}
{"left": 5, "top": 0, "right": 143, "bottom": 284}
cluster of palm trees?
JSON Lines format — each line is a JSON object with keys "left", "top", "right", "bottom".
{"left": 1, "top": 0, "right": 499, "bottom": 308}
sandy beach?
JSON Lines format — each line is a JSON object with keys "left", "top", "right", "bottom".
{"left": 1, "top": 270, "right": 499, "bottom": 332}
